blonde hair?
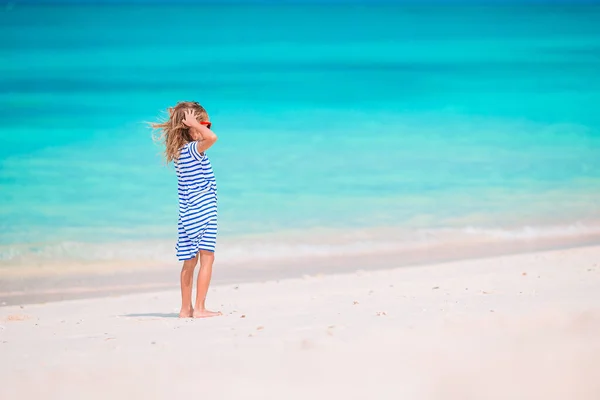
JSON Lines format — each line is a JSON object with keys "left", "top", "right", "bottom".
{"left": 151, "top": 101, "right": 209, "bottom": 163}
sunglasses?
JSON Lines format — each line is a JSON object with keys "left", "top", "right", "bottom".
{"left": 200, "top": 121, "right": 212, "bottom": 129}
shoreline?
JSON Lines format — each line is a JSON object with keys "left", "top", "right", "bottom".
{"left": 2, "top": 233, "right": 599, "bottom": 306}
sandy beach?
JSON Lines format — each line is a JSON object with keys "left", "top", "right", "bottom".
{"left": 1, "top": 245, "right": 599, "bottom": 400}
{"left": 3, "top": 2, "right": 600, "bottom": 399}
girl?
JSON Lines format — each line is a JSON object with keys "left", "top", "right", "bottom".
{"left": 152, "top": 101, "right": 221, "bottom": 318}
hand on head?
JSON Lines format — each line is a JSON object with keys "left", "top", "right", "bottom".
{"left": 182, "top": 109, "right": 199, "bottom": 128}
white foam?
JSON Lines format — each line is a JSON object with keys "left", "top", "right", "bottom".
{"left": 2, "top": 222, "right": 600, "bottom": 268}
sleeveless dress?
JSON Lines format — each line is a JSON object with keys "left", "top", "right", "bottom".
{"left": 175, "top": 142, "right": 218, "bottom": 260}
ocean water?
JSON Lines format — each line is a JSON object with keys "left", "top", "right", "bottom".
{"left": 1, "top": 3, "right": 600, "bottom": 268}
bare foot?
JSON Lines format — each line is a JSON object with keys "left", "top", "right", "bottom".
{"left": 179, "top": 306, "right": 194, "bottom": 318}
{"left": 193, "top": 309, "right": 222, "bottom": 318}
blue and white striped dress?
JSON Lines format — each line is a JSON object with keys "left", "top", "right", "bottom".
{"left": 175, "top": 141, "right": 218, "bottom": 260}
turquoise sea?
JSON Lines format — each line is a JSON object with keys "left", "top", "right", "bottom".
{"left": 1, "top": 3, "right": 600, "bottom": 268}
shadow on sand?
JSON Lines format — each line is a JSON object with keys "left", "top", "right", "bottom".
{"left": 122, "top": 313, "right": 179, "bottom": 318}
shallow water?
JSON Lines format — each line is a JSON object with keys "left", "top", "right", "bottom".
{"left": 1, "top": 3, "right": 600, "bottom": 267}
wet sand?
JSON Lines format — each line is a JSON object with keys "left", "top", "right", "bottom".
{"left": 2, "top": 233, "right": 600, "bottom": 306}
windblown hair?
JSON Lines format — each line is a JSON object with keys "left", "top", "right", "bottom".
{"left": 151, "top": 101, "right": 209, "bottom": 163}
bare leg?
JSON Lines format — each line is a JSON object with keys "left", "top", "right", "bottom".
{"left": 179, "top": 255, "right": 198, "bottom": 318}
{"left": 193, "top": 250, "right": 221, "bottom": 318}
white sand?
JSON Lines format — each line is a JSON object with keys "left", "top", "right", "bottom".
{"left": 1, "top": 246, "right": 599, "bottom": 400}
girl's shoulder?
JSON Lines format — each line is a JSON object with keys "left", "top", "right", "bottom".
{"left": 181, "top": 141, "right": 206, "bottom": 162}
{"left": 180, "top": 141, "right": 196, "bottom": 155}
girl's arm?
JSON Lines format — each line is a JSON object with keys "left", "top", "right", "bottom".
{"left": 193, "top": 124, "right": 218, "bottom": 153}
{"left": 182, "top": 109, "right": 218, "bottom": 153}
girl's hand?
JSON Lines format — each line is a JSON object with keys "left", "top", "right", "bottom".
{"left": 182, "top": 109, "right": 200, "bottom": 128}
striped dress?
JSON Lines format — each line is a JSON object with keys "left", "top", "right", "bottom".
{"left": 175, "top": 141, "right": 218, "bottom": 260}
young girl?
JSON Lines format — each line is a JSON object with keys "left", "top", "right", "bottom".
{"left": 152, "top": 101, "right": 221, "bottom": 318}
